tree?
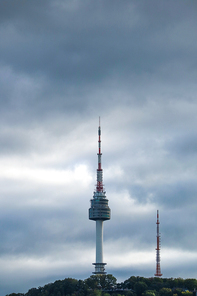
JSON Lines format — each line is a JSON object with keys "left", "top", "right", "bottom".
{"left": 27, "top": 288, "right": 39, "bottom": 296}
{"left": 159, "top": 288, "right": 173, "bottom": 296}
{"left": 88, "top": 290, "right": 101, "bottom": 296}
{"left": 85, "top": 275, "right": 100, "bottom": 290}
{"left": 173, "top": 288, "right": 182, "bottom": 296}
{"left": 174, "top": 278, "right": 185, "bottom": 289}
{"left": 151, "top": 277, "right": 163, "bottom": 291}
{"left": 181, "top": 292, "right": 193, "bottom": 296}
{"left": 134, "top": 282, "right": 148, "bottom": 296}
{"left": 144, "top": 290, "right": 156, "bottom": 296}
{"left": 100, "top": 274, "right": 117, "bottom": 289}
{"left": 6, "top": 294, "right": 24, "bottom": 296}
{"left": 124, "top": 276, "right": 138, "bottom": 289}
{"left": 85, "top": 274, "right": 117, "bottom": 290}
{"left": 184, "top": 279, "right": 197, "bottom": 291}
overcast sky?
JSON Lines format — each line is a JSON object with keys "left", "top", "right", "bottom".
{"left": 0, "top": 0, "right": 197, "bottom": 295}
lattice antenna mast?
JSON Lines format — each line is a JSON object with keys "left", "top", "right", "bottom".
{"left": 155, "top": 210, "right": 162, "bottom": 277}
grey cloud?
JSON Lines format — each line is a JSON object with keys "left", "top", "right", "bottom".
{"left": 1, "top": 0, "right": 196, "bottom": 85}
{"left": 167, "top": 133, "right": 197, "bottom": 158}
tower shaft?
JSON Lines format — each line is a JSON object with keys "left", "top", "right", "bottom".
{"left": 155, "top": 210, "right": 162, "bottom": 277}
{"left": 89, "top": 119, "right": 111, "bottom": 274}
{"left": 96, "top": 220, "right": 103, "bottom": 263}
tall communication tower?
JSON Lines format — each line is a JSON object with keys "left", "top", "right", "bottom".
{"left": 89, "top": 119, "right": 111, "bottom": 274}
{"left": 155, "top": 210, "right": 162, "bottom": 277}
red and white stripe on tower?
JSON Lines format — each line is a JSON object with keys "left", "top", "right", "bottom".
{"left": 96, "top": 117, "right": 103, "bottom": 192}
{"left": 155, "top": 210, "right": 162, "bottom": 277}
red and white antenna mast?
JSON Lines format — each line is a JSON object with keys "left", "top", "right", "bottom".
{"left": 96, "top": 116, "right": 104, "bottom": 192}
{"left": 155, "top": 210, "right": 162, "bottom": 277}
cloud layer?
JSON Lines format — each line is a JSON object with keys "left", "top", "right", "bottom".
{"left": 0, "top": 0, "right": 197, "bottom": 295}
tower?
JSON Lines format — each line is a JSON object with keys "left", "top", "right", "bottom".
{"left": 89, "top": 119, "right": 111, "bottom": 274}
{"left": 155, "top": 210, "right": 162, "bottom": 277}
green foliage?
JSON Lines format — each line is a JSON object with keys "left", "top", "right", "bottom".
{"left": 87, "top": 289, "right": 102, "bottom": 296}
{"left": 134, "top": 282, "right": 148, "bottom": 296}
{"left": 173, "top": 289, "right": 183, "bottom": 296}
{"left": 102, "top": 293, "right": 111, "bottom": 296}
{"left": 174, "top": 279, "right": 185, "bottom": 289}
{"left": 184, "top": 279, "right": 197, "bottom": 291}
{"left": 6, "top": 275, "right": 197, "bottom": 296}
{"left": 181, "top": 292, "right": 193, "bottom": 296}
{"left": 6, "top": 294, "right": 25, "bottom": 296}
{"left": 159, "top": 288, "right": 173, "bottom": 296}
{"left": 100, "top": 274, "right": 117, "bottom": 289}
{"left": 147, "top": 278, "right": 163, "bottom": 291}
{"left": 144, "top": 290, "right": 156, "bottom": 296}
{"left": 85, "top": 275, "right": 100, "bottom": 290}
{"left": 85, "top": 274, "right": 117, "bottom": 290}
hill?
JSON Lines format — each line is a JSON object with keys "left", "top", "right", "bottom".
{"left": 6, "top": 275, "right": 197, "bottom": 296}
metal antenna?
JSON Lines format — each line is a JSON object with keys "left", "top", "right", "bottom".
{"left": 155, "top": 210, "right": 162, "bottom": 277}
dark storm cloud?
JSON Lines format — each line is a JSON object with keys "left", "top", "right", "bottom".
{"left": 0, "top": 0, "right": 196, "bottom": 129}
{"left": 1, "top": 0, "right": 196, "bottom": 86}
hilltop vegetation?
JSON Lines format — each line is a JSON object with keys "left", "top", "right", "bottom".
{"left": 6, "top": 275, "right": 197, "bottom": 296}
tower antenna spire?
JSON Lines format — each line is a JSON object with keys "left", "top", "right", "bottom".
{"left": 97, "top": 117, "right": 103, "bottom": 192}
{"left": 155, "top": 210, "right": 162, "bottom": 277}
{"left": 89, "top": 119, "right": 111, "bottom": 274}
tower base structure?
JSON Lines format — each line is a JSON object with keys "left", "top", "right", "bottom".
{"left": 92, "top": 263, "right": 106, "bottom": 274}
{"left": 155, "top": 264, "right": 162, "bottom": 277}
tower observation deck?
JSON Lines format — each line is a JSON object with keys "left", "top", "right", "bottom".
{"left": 89, "top": 119, "right": 111, "bottom": 274}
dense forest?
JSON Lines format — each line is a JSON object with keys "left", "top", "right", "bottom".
{"left": 6, "top": 275, "right": 197, "bottom": 296}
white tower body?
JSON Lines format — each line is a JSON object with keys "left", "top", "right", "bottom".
{"left": 96, "top": 220, "right": 103, "bottom": 263}
{"left": 89, "top": 120, "right": 111, "bottom": 274}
